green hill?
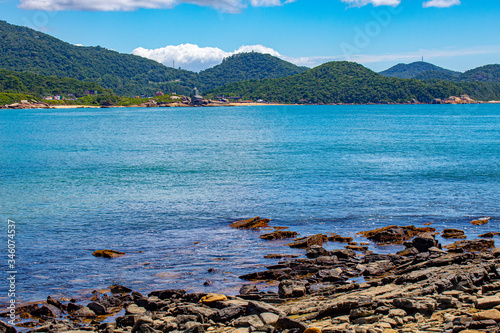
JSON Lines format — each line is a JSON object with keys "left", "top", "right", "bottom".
{"left": 414, "top": 70, "right": 459, "bottom": 81}
{"left": 0, "top": 20, "right": 200, "bottom": 96}
{"left": 199, "top": 53, "right": 308, "bottom": 91}
{"left": 208, "top": 61, "right": 467, "bottom": 104}
{"left": 0, "top": 68, "right": 110, "bottom": 97}
{"left": 458, "top": 64, "right": 500, "bottom": 83}
{"left": 380, "top": 62, "right": 461, "bottom": 79}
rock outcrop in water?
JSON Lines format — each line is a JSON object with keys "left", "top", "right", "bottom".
{"left": 3, "top": 222, "right": 500, "bottom": 333}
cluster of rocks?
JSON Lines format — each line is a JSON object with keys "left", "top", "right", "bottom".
{"left": 1, "top": 100, "right": 51, "bottom": 109}
{"left": 2, "top": 220, "right": 499, "bottom": 333}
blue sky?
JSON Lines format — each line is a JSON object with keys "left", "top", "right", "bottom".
{"left": 1, "top": 0, "right": 499, "bottom": 72}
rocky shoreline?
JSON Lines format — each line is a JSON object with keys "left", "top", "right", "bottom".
{"left": 2, "top": 219, "right": 499, "bottom": 333}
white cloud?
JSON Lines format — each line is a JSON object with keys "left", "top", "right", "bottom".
{"left": 422, "top": 0, "right": 460, "bottom": 8}
{"left": 132, "top": 43, "right": 285, "bottom": 71}
{"left": 341, "top": 0, "right": 401, "bottom": 7}
{"left": 18, "top": 0, "right": 293, "bottom": 12}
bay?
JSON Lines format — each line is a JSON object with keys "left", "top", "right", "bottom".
{"left": 0, "top": 104, "right": 499, "bottom": 303}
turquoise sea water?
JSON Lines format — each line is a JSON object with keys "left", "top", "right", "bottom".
{"left": 0, "top": 104, "right": 499, "bottom": 303}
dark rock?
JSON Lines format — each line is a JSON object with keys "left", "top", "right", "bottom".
{"left": 305, "top": 245, "right": 329, "bottom": 259}
{"left": 467, "top": 319, "right": 498, "bottom": 329}
{"left": 411, "top": 233, "right": 440, "bottom": 252}
{"left": 203, "top": 280, "right": 213, "bottom": 286}
{"left": 349, "top": 308, "right": 375, "bottom": 320}
{"left": 230, "top": 217, "right": 270, "bottom": 229}
{"left": 110, "top": 285, "right": 133, "bottom": 294}
{"left": 66, "top": 303, "right": 83, "bottom": 313}
{"left": 92, "top": 249, "right": 126, "bottom": 258}
{"left": 357, "top": 225, "right": 435, "bottom": 244}
{"left": 46, "top": 296, "right": 65, "bottom": 311}
{"left": 260, "top": 231, "right": 298, "bottom": 240}
{"left": 240, "top": 285, "right": 259, "bottom": 295}
{"left": 278, "top": 280, "right": 308, "bottom": 298}
{"left": 479, "top": 232, "right": 500, "bottom": 238}
{"left": 240, "top": 268, "right": 291, "bottom": 281}
{"left": 442, "top": 229, "right": 467, "bottom": 239}
{"left": 0, "top": 320, "right": 16, "bottom": 333}
{"left": 131, "top": 316, "right": 154, "bottom": 333}
{"left": 31, "top": 304, "right": 61, "bottom": 318}
{"left": 275, "top": 316, "right": 308, "bottom": 333}
{"left": 288, "top": 234, "right": 327, "bottom": 249}
{"left": 264, "top": 254, "right": 301, "bottom": 259}
{"left": 148, "top": 289, "right": 186, "bottom": 300}
{"left": 88, "top": 301, "right": 107, "bottom": 315}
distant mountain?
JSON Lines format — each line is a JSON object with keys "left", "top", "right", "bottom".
{"left": 414, "top": 70, "right": 460, "bottom": 81}
{"left": 0, "top": 68, "right": 110, "bottom": 97}
{"left": 380, "top": 62, "right": 461, "bottom": 79}
{"left": 0, "top": 20, "right": 199, "bottom": 96}
{"left": 459, "top": 64, "right": 500, "bottom": 83}
{"left": 199, "top": 53, "right": 308, "bottom": 91}
{"left": 208, "top": 61, "right": 468, "bottom": 104}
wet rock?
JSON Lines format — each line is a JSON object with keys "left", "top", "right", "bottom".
{"left": 230, "top": 217, "right": 270, "bottom": 229}
{"left": 148, "top": 289, "right": 186, "bottom": 300}
{"left": 260, "top": 231, "right": 298, "bottom": 240}
{"left": 264, "top": 254, "right": 300, "bottom": 259}
{"left": 442, "top": 229, "right": 467, "bottom": 239}
{"left": 88, "top": 301, "right": 107, "bottom": 315}
{"left": 303, "top": 329, "right": 321, "bottom": 333}
{"left": 329, "top": 234, "right": 353, "bottom": 243}
{"left": 357, "top": 225, "right": 435, "bottom": 244}
{"left": 479, "top": 232, "right": 500, "bottom": 238}
{"left": 92, "top": 249, "right": 126, "bottom": 258}
{"left": 0, "top": 320, "right": 16, "bottom": 333}
{"left": 411, "top": 233, "right": 440, "bottom": 252}
{"left": 345, "top": 245, "right": 368, "bottom": 251}
{"left": 240, "top": 285, "right": 259, "bottom": 295}
{"left": 110, "top": 285, "right": 133, "bottom": 294}
{"left": 31, "top": 304, "right": 61, "bottom": 318}
{"left": 444, "top": 239, "right": 495, "bottom": 252}
{"left": 471, "top": 217, "right": 491, "bottom": 225}
{"left": 278, "top": 280, "right": 308, "bottom": 298}
{"left": 306, "top": 245, "right": 329, "bottom": 259}
{"left": 240, "top": 268, "right": 291, "bottom": 281}
{"left": 47, "top": 296, "right": 65, "bottom": 311}
{"left": 288, "top": 234, "right": 327, "bottom": 249}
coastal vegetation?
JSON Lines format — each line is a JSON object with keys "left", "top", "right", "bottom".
{"left": 1, "top": 20, "right": 499, "bottom": 107}
{"left": 207, "top": 62, "right": 467, "bottom": 104}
